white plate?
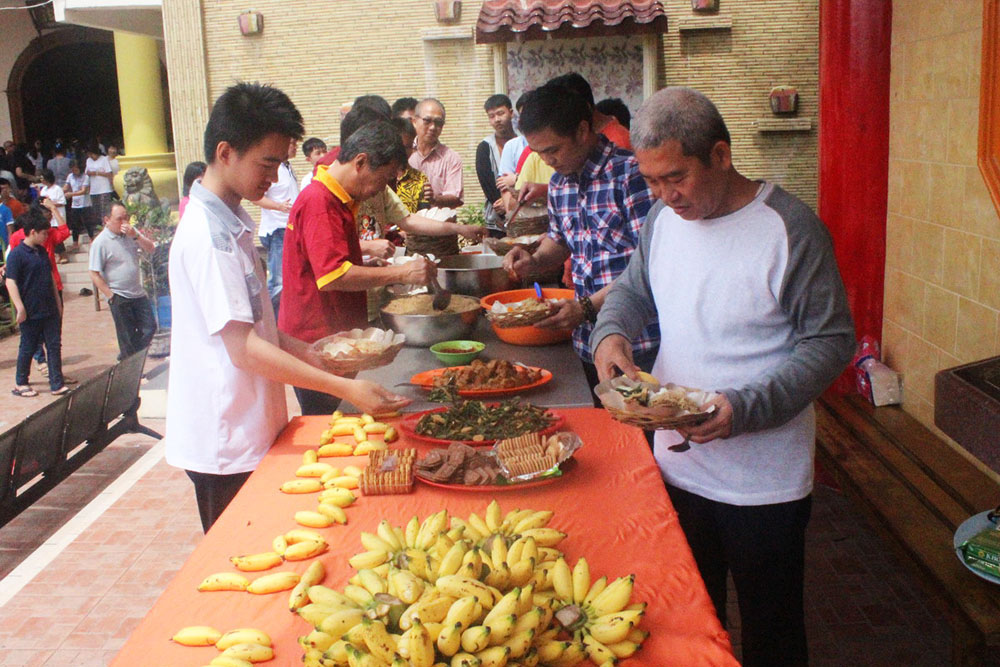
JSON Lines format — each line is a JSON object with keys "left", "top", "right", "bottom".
{"left": 953, "top": 510, "right": 1000, "bottom": 585}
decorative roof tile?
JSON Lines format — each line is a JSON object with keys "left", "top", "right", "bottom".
{"left": 476, "top": 0, "right": 668, "bottom": 44}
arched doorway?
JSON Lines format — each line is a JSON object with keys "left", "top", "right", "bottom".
{"left": 7, "top": 27, "right": 120, "bottom": 147}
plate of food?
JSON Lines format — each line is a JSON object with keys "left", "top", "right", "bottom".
{"left": 414, "top": 433, "right": 581, "bottom": 490}
{"left": 397, "top": 399, "right": 564, "bottom": 447}
{"left": 409, "top": 360, "right": 553, "bottom": 398}
{"left": 310, "top": 327, "right": 406, "bottom": 375}
{"left": 954, "top": 509, "right": 1000, "bottom": 585}
{"left": 594, "top": 373, "right": 718, "bottom": 430}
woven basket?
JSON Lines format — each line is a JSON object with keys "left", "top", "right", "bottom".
{"left": 506, "top": 213, "right": 549, "bottom": 238}
{"left": 311, "top": 328, "right": 406, "bottom": 376}
{"left": 603, "top": 405, "right": 714, "bottom": 430}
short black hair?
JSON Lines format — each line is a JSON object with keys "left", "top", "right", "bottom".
{"left": 20, "top": 209, "right": 49, "bottom": 235}
{"left": 203, "top": 82, "right": 304, "bottom": 163}
{"left": 596, "top": 98, "right": 631, "bottom": 129}
{"left": 353, "top": 95, "right": 392, "bottom": 118}
{"left": 518, "top": 85, "right": 593, "bottom": 138}
{"left": 302, "top": 137, "right": 327, "bottom": 158}
{"left": 392, "top": 116, "right": 416, "bottom": 141}
{"left": 182, "top": 161, "right": 207, "bottom": 196}
{"left": 391, "top": 97, "right": 419, "bottom": 117}
{"left": 39, "top": 168, "right": 55, "bottom": 185}
{"left": 547, "top": 72, "right": 595, "bottom": 107}
{"left": 484, "top": 94, "right": 512, "bottom": 112}
{"left": 105, "top": 200, "right": 127, "bottom": 220}
{"left": 515, "top": 92, "right": 530, "bottom": 113}
{"left": 339, "top": 120, "right": 407, "bottom": 170}
{"left": 340, "top": 106, "right": 388, "bottom": 146}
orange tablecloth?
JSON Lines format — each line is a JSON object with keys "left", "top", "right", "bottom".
{"left": 112, "top": 409, "right": 736, "bottom": 666}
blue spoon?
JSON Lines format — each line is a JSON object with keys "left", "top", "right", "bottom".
{"left": 534, "top": 282, "right": 543, "bottom": 299}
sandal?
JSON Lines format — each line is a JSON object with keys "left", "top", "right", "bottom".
{"left": 12, "top": 386, "right": 39, "bottom": 397}
{"left": 62, "top": 376, "right": 78, "bottom": 385}
{"left": 51, "top": 386, "right": 70, "bottom": 396}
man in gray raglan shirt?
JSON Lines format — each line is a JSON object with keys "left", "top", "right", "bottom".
{"left": 591, "top": 87, "right": 855, "bottom": 667}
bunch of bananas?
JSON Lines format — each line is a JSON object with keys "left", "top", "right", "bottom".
{"left": 171, "top": 625, "right": 274, "bottom": 664}
{"left": 297, "top": 501, "right": 648, "bottom": 666}
{"left": 317, "top": 411, "right": 399, "bottom": 456}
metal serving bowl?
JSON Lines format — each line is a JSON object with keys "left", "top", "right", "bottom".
{"left": 436, "top": 254, "right": 518, "bottom": 297}
{"left": 380, "top": 298, "right": 481, "bottom": 347}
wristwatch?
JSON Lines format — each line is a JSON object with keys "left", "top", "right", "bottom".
{"left": 578, "top": 294, "right": 597, "bottom": 323}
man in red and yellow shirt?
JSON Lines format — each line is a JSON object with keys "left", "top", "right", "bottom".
{"left": 279, "top": 120, "right": 435, "bottom": 415}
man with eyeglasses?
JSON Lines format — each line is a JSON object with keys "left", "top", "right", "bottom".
{"left": 408, "top": 98, "right": 463, "bottom": 209}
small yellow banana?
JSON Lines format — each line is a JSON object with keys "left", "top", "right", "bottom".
{"left": 353, "top": 426, "right": 368, "bottom": 443}
{"left": 208, "top": 655, "right": 254, "bottom": 667}
{"left": 279, "top": 478, "right": 323, "bottom": 494}
{"left": 197, "top": 573, "right": 250, "bottom": 592}
{"left": 588, "top": 574, "right": 635, "bottom": 617}
{"left": 343, "top": 464, "right": 364, "bottom": 476}
{"left": 353, "top": 440, "right": 388, "bottom": 456}
{"left": 362, "top": 421, "right": 388, "bottom": 433}
{"left": 319, "top": 487, "right": 357, "bottom": 507}
{"left": 460, "top": 625, "right": 491, "bottom": 653}
{"left": 285, "top": 528, "right": 326, "bottom": 544}
{"left": 325, "top": 475, "right": 359, "bottom": 490}
{"left": 283, "top": 538, "right": 328, "bottom": 561}
{"left": 302, "top": 449, "right": 319, "bottom": 464}
{"left": 316, "top": 502, "right": 348, "bottom": 524}
{"left": 348, "top": 549, "right": 390, "bottom": 570}
{"left": 552, "top": 557, "right": 573, "bottom": 601}
{"left": 377, "top": 519, "right": 403, "bottom": 551}
{"left": 318, "top": 608, "right": 365, "bottom": 637}
{"left": 230, "top": 551, "right": 283, "bottom": 572}
{"left": 295, "top": 510, "right": 334, "bottom": 528}
{"left": 171, "top": 625, "right": 222, "bottom": 646}
{"left": 582, "top": 631, "right": 617, "bottom": 665}
{"left": 220, "top": 642, "right": 274, "bottom": 663}
{"left": 318, "top": 442, "right": 354, "bottom": 457}
{"left": 296, "top": 462, "right": 335, "bottom": 478}
{"left": 215, "top": 628, "right": 272, "bottom": 650}
{"left": 329, "top": 422, "right": 357, "bottom": 436}
{"left": 383, "top": 425, "right": 399, "bottom": 443}
{"left": 246, "top": 571, "right": 300, "bottom": 594}
{"left": 475, "top": 644, "right": 512, "bottom": 667}
{"left": 485, "top": 500, "right": 502, "bottom": 533}
{"left": 272, "top": 534, "right": 288, "bottom": 557}
{"left": 572, "top": 557, "right": 590, "bottom": 604}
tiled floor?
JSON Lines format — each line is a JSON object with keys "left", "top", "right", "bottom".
{"left": 0, "top": 291, "right": 955, "bottom": 666}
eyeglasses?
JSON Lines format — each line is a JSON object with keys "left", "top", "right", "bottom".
{"left": 418, "top": 116, "right": 445, "bottom": 128}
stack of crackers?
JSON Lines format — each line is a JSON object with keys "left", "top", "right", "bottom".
{"left": 495, "top": 433, "right": 561, "bottom": 479}
{"left": 360, "top": 448, "right": 416, "bottom": 495}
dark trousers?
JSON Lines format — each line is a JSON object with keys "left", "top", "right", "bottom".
{"left": 67, "top": 206, "right": 98, "bottom": 243}
{"left": 109, "top": 295, "right": 156, "bottom": 360}
{"left": 260, "top": 229, "right": 284, "bottom": 318}
{"left": 185, "top": 469, "right": 253, "bottom": 532}
{"left": 667, "top": 483, "right": 812, "bottom": 667}
{"left": 16, "top": 315, "right": 63, "bottom": 390}
{"left": 293, "top": 386, "right": 342, "bottom": 416}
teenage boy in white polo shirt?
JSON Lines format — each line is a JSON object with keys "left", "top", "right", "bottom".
{"left": 166, "top": 83, "right": 410, "bottom": 532}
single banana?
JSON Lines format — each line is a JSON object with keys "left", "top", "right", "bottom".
{"left": 329, "top": 423, "right": 357, "bottom": 436}
{"left": 343, "top": 583, "right": 375, "bottom": 607}
{"left": 353, "top": 440, "right": 384, "bottom": 456}
{"left": 404, "top": 516, "right": 421, "bottom": 548}
{"left": 582, "top": 631, "right": 617, "bottom": 665}
{"left": 360, "top": 531, "right": 395, "bottom": 554}
{"left": 383, "top": 425, "right": 399, "bottom": 443}
{"left": 502, "top": 627, "right": 534, "bottom": 659}
{"left": 512, "top": 510, "right": 553, "bottom": 534}
{"left": 572, "top": 557, "right": 590, "bottom": 604}
{"left": 353, "top": 426, "right": 368, "bottom": 443}
{"left": 483, "top": 613, "right": 516, "bottom": 646}
{"left": 320, "top": 487, "right": 357, "bottom": 507}
{"left": 435, "top": 575, "right": 498, "bottom": 609}
{"left": 316, "top": 502, "right": 348, "bottom": 524}
{"left": 551, "top": 557, "right": 573, "bottom": 601}
{"left": 376, "top": 519, "right": 403, "bottom": 551}
{"left": 360, "top": 413, "right": 375, "bottom": 424}
{"left": 285, "top": 528, "right": 326, "bottom": 544}
{"left": 484, "top": 500, "right": 502, "bottom": 533}
{"left": 197, "top": 572, "right": 250, "bottom": 592}
{"left": 388, "top": 568, "right": 425, "bottom": 604}
{"left": 436, "top": 622, "right": 464, "bottom": 657}
{"left": 550, "top": 640, "right": 586, "bottom": 667}
{"left": 220, "top": 642, "right": 274, "bottom": 662}
{"left": 283, "top": 539, "right": 329, "bottom": 561}
{"left": 509, "top": 558, "right": 535, "bottom": 588}
{"left": 358, "top": 568, "right": 388, "bottom": 595}
{"left": 297, "top": 462, "right": 335, "bottom": 478}
{"left": 474, "top": 645, "right": 511, "bottom": 667}
{"left": 444, "top": 595, "right": 479, "bottom": 629}
{"left": 280, "top": 478, "right": 323, "bottom": 494}
{"left": 342, "top": 465, "right": 364, "bottom": 477}
{"left": 362, "top": 421, "right": 388, "bottom": 434}
{"left": 230, "top": 551, "right": 283, "bottom": 571}
{"left": 171, "top": 625, "right": 222, "bottom": 646}
{"left": 500, "top": 508, "right": 534, "bottom": 533}
{"left": 318, "top": 442, "right": 354, "bottom": 457}
{"left": 606, "top": 638, "right": 642, "bottom": 658}
{"left": 348, "top": 549, "right": 390, "bottom": 570}
{"left": 588, "top": 574, "right": 635, "bottom": 617}
{"left": 301, "top": 629, "right": 336, "bottom": 652}
{"left": 326, "top": 475, "right": 360, "bottom": 490}
{"left": 512, "top": 607, "right": 543, "bottom": 634}
{"left": 246, "top": 571, "right": 300, "bottom": 594}
{"left": 466, "top": 513, "right": 491, "bottom": 540}
{"left": 208, "top": 655, "right": 254, "bottom": 667}
{"left": 439, "top": 540, "right": 469, "bottom": 578}
{"left": 215, "top": 628, "right": 272, "bottom": 650}
{"left": 307, "top": 585, "right": 357, "bottom": 608}
{"left": 460, "top": 625, "right": 491, "bottom": 653}
{"left": 359, "top": 618, "right": 398, "bottom": 663}
{"left": 583, "top": 575, "right": 608, "bottom": 606}
{"left": 272, "top": 534, "right": 288, "bottom": 557}
{"left": 407, "top": 619, "right": 435, "bottom": 667}
{"left": 535, "top": 639, "right": 570, "bottom": 663}
{"left": 303, "top": 448, "right": 319, "bottom": 464}
{"left": 295, "top": 510, "right": 335, "bottom": 529}
{"left": 518, "top": 527, "right": 566, "bottom": 548}
{"left": 449, "top": 652, "right": 481, "bottom": 667}
{"left": 319, "top": 608, "right": 365, "bottom": 637}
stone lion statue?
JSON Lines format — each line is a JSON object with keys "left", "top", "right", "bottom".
{"left": 123, "top": 166, "right": 160, "bottom": 209}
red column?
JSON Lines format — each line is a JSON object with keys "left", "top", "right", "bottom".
{"left": 819, "top": 0, "right": 892, "bottom": 392}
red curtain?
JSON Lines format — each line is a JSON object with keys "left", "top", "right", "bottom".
{"left": 818, "top": 0, "right": 892, "bottom": 393}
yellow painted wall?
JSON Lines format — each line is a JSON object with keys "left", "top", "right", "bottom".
{"left": 884, "top": 0, "right": 1000, "bottom": 434}
{"left": 163, "top": 1, "right": 820, "bottom": 214}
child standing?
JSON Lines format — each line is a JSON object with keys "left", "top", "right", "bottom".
{"left": 5, "top": 210, "right": 67, "bottom": 396}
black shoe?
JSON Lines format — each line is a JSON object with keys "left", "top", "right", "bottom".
{"left": 79, "top": 287, "right": 93, "bottom": 296}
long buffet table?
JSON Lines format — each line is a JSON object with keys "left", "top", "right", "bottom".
{"left": 112, "top": 409, "right": 737, "bottom": 665}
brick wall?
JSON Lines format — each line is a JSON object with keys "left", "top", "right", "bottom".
{"left": 164, "top": 0, "right": 819, "bottom": 212}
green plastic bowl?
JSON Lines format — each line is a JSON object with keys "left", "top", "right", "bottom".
{"left": 429, "top": 340, "right": 485, "bottom": 365}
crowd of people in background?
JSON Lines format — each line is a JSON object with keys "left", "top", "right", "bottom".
{"left": 1, "top": 136, "right": 130, "bottom": 398}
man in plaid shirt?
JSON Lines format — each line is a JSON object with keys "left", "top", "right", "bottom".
{"left": 503, "top": 84, "right": 660, "bottom": 402}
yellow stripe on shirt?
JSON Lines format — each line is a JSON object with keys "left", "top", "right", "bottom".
{"left": 316, "top": 260, "right": 353, "bottom": 289}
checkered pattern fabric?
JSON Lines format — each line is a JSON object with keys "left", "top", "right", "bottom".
{"left": 547, "top": 136, "right": 660, "bottom": 362}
